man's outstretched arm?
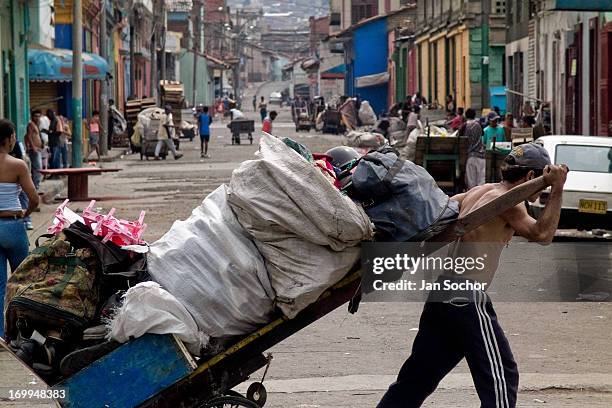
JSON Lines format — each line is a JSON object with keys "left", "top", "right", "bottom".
{"left": 502, "top": 165, "right": 567, "bottom": 244}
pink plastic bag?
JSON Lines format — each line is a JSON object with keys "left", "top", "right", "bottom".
{"left": 48, "top": 200, "right": 147, "bottom": 246}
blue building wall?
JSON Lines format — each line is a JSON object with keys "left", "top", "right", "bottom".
{"left": 55, "top": 24, "right": 88, "bottom": 118}
{"left": 352, "top": 18, "right": 388, "bottom": 114}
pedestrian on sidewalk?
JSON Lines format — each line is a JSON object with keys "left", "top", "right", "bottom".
{"left": 25, "top": 109, "right": 43, "bottom": 189}
{"left": 155, "top": 105, "right": 183, "bottom": 160}
{"left": 377, "top": 143, "right": 568, "bottom": 408}
{"left": 460, "top": 108, "right": 485, "bottom": 189}
{"left": 108, "top": 99, "right": 116, "bottom": 150}
{"left": 262, "top": 111, "right": 277, "bottom": 134}
{"left": 197, "top": 105, "right": 213, "bottom": 158}
{"left": 38, "top": 111, "right": 50, "bottom": 170}
{"left": 58, "top": 115, "right": 70, "bottom": 168}
{"left": 87, "top": 110, "right": 101, "bottom": 161}
{"left": 0, "top": 119, "right": 39, "bottom": 335}
{"left": 252, "top": 95, "right": 257, "bottom": 112}
{"left": 449, "top": 107, "right": 465, "bottom": 131}
{"left": 483, "top": 111, "right": 506, "bottom": 148}
{"left": 258, "top": 96, "right": 267, "bottom": 122}
{"left": 47, "top": 109, "right": 63, "bottom": 169}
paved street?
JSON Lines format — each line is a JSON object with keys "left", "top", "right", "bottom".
{"left": 1, "top": 103, "right": 610, "bottom": 407}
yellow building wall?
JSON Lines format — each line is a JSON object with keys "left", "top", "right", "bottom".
{"left": 436, "top": 36, "right": 446, "bottom": 107}
{"left": 54, "top": 0, "right": 94, "bottom": 24}
{"left": 418, "top": 39, "right": 429, "bottom": 101}
{"left": 462, "top": 29, "right": 471, "bottom": 109}
{"left": 452, "top": 27, "right": 469, "bottom": 109}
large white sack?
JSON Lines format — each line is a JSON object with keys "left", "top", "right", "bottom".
{"left": 358, "top": 100, "right": 377, "bottom": 125}
{"left": 228, "top": 134, "right": 373, "bottom": 317}
{"left": 148, "top": 185, "right": 275, "bottom": 337}
{"left": 344, "top": 130, "right": 387, "bottom": 149}
{"left": 107, "top": 281, "right": 209, "bottom": 355}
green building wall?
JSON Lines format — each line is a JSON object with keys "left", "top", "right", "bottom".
{"left": 468, "top": 27, "right": 504, "bottom": 111}
{"left": 179, "top": 51, "right": 212, "bottom": 107}
{"left": 0, "top": 0, "right": 29, "bottom": 141}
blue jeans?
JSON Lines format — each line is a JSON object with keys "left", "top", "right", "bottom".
{"left": 0, "top": 218, "right": 30, "bottom": 337}
{"left": 28, "top": 150, "right": 42, "bottom": 189}
{"left": 18, "top": 192, "right": 31, "bottom": 225}
{"left": 50, "top": 145, "right": 61, "bottom": 169}
{"left": 59, "top": 144, "right": 69, "bottom": 168}
{"left": 50, "top": 144, "right": 69, "bottom": 168}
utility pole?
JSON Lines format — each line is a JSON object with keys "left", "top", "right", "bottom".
{"left": 72, "top": 0, "right": 83, "bottom": 167}
{"left": 192, "top": 0, "right": 201, "bottom": 107}
{"left": 129, "top": 0, "right": 136, "bottom": 98}
{"left": 100, "top": 0, "right": 109, "bottom": 155}
{"left": 149, "top": 0, "right": 158, "bottom": 100}
{"left": 160, "top": 0, "right": 167, "bottom": 88}
{"left": 481, "top": 0, "right": 491, "bottom": 110}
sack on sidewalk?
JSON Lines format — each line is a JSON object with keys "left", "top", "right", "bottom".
{"left": 148, "top": 185, "right": 275, "bottom": 338}
{"left": 228, "top": 133, "right": 373, "bottom": 317}
{"left": 350, "top": 147, "right": 459, "bottom": 242}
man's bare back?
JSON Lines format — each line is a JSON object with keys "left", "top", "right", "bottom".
{"left": 448, "top": 164, "right": 568, "bottom": 283}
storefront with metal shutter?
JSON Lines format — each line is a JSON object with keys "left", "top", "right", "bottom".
{"left": 29, "top": 81, "right": 59, "bottom": 113}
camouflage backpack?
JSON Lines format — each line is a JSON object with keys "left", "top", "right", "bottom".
{"left": 4, "top": 232, "right": 100, "bottom": 341}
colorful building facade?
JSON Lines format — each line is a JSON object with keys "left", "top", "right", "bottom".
{"left": 0, "top": 0, "right": 30, "bottom": 140}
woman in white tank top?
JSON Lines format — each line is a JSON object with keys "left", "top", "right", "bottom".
{"left": 0, "top": 119, "right": 39, "bottom": 337}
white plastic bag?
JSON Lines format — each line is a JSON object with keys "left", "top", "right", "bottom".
{"left": 358, "top": 100, "right": 377, "bottom": 125}
{"left": 148, "top": 185, "right": 275, "bottom": 338}
{"left": 228, "top": 134, "right": 373, "bottom": 317}
{"left": 107, "top": 281, "right": 209, "bottom": 355}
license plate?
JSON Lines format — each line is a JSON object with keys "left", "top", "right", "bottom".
{"left": 578, "top": 199, "right": 607, "bottom": 215}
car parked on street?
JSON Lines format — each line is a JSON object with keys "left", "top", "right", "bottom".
{"left": 269, "top": 91, "right": 283, "bottom": 105}
{"left": 530, "top": 135, "right": 612, "bottom": 230}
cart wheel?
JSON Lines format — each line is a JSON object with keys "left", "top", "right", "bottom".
{"left": 246, "top": 382, "right": 267, "bottom": 407}
{"left": 200, "top": 395, "right": 260, "bottom": 408}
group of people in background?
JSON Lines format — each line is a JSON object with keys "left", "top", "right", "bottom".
{"left": 391, "top": 91, "right": 550, "bottom": 191}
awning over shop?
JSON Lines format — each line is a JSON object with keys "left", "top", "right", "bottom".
{"left": 28, "top": 49, "right": 110, "bottom": 82}
{"left": 553, "top": 0, "right": 612, "bottom": 10}
{"left": 321, "top": 64, "right": 346, "bottom": 79}
{"left": 356, "top": 72, "right": 389, "bottom": 88}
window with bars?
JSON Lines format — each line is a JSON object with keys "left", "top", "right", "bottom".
{"left": 494, "top": 0, "right": 506, "bottom": 15}
{"left": 351, "top": 0, "right": 378, "bottom": 24}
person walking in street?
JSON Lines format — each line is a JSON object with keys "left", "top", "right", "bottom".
{"left": 252, "top": 95, "right": 257, "bottom": 112}
{"left": 258, "top": 96, "right": 267, "bottom": 122}
{"left": 87, "top": 110, "right": 101, "bottom": 161}
{"left": 483, "top": 111, "right": 506, "bottom": 148}
{"left": 58, "top": 115, "right": 70, "bottom": 168}
{"left": 377, "top": 143, "right": 568, "bottom": 408}
{"left": 108, "top": 99, "right": 116, "bottom": 150}
{"left": 460, "top": 108, "right": 486, "bottom": 189}
{"left": 262, "top": 111, "right": 278, "bottom": 134}
{"left": 0, "top": 119, "right": 39, "bottom": 336}
{"left": 155, "top": 105, "right": 183, "bottom": 160}
{"left": 197, "top": 105, "right": 213, "bottom": 159}
{"left": 25, "top": 109, "right": 43, "bottom": 189}
{"left": 46, "top": 109, "right": 63, "bottom": 169}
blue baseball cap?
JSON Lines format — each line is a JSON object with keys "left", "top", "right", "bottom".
{"left": 508, "top": 142, "right": 551, "bottom": 169}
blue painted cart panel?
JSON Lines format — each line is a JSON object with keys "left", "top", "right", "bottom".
{"left": 54, "top": 334, "right": 196, "bottom": 408}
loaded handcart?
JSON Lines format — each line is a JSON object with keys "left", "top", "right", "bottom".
{"left": 1, "top": 174, "right": 548, "bottom": 408}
